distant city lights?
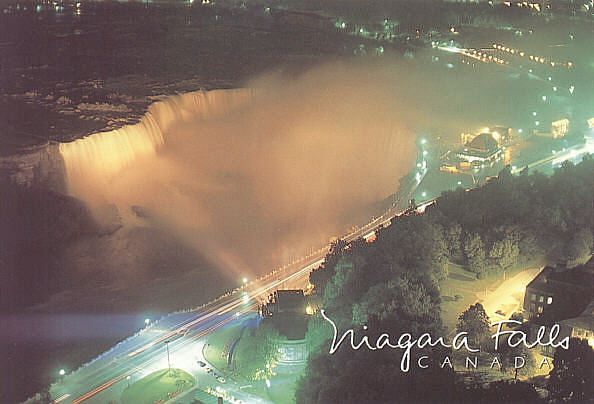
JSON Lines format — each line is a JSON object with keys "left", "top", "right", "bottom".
{"left": 492, "top": 42, "right": 574, "bottom": 69}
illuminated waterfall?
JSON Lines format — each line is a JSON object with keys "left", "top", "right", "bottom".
{"left": 59, "top": 114, "right": 164, "bottom": 182}
{"left": 59, "top": 89, "right": 256, "bottom": 197}
{"left": 55, "top": 68, "right": 416, "bottom": 276}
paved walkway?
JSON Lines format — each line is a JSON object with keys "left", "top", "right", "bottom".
{"left": 479, "top": 266, "right": 542, "bottom": 322}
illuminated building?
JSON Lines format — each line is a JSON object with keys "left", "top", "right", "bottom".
{"left": 523, "top": 258, "right": 594, "bottom": 356}
{"left": 551, "top": 118, "right": 570, "bottom": 138}
{"left": 456, "top": 133, "right": 503, "bottom": 164}
{"left": 439, "top": 162, "right": 459, "bottom": 173}
{"left": 533, "top": 118, "right": 570, "bottom": 139}
{"left": 523, "top": 260, "right": 594, "bottom": 321}
{"left": 559, "top": 300, "right": 594, "bottom": 349}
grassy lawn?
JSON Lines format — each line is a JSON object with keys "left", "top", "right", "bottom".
{"left": 440, "top": 260, "right": 541, "bottom": 331}
{"left": 203, "top": 322, "right": 243, "bottom": 371}
{"left": 267, "top": 373, "right": 301, "bottom": 404}
{"left": 121, "top": 368, "right": 195, "bottom": 404}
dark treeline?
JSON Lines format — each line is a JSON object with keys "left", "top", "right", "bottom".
{"left": 297, "top": 157, "right": 593, "bottom": 403}
{"left": 289, "top": 0, "right": 534, "bottom": 31}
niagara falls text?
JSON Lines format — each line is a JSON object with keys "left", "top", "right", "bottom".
{"left": 320, "top": 310, "right": 569, "bottom": 372}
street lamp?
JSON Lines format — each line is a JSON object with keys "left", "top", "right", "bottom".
{"left": 126, "top": 375, "right": 131, "bottom": 388}
{"left": 59, "top": 369, "right": 66, "bottom": 376}
{"left": 144, "top": 318, "right": 150, "bottom": 326}
{"left": 242, "top": 277, "right": 248, "bottom": 285}
{"left": 164, "top": 340, "right": 171, "bottom": 374}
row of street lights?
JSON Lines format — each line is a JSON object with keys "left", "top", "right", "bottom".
{"left": 54, "top": 276, "right": 255, "bottom": 394}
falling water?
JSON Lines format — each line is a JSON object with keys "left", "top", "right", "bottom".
{"left": 59, "top": 88, "right": 256, "bottom": 197}
{"left": 56, "top": 64, "right": 417, "bottom": 277}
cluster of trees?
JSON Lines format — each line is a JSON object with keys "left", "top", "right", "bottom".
{"left": 548, "top": 338, "right": 594, "bottom": 402}
{"left": 299, "top": 211, "right": 455, "bottom": 402}
{"left": 436, "top": 160, "right": 594, "bottom": 278}
{"left": 456, "top": 303, "right": 490, "bottom": 349}
{"left": 456, "top": 303, "right": 537, "bottom": 379}
{"left": 297, "top": 158, "right": 593, "bottom": 403}
{"left": 233, "top": 321, "right": 284, "bottom": 381}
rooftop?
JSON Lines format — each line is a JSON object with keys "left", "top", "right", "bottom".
{"left": 467, "top": 133, "right": 499, "bottom": 153}
{"left": 457, "top": 133, "right": 502, "bottom": 160}
{"left": 274, "top": 290, "right": 306, "bottom": 313}
{"left": 560, "top": 300, "right": 594, "bottom": 332}
{"left": 527, "top": 263, "right": 594, "bottom": 296}
{"left": 526, "top": 258, "right": 594, "bottom": 322}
